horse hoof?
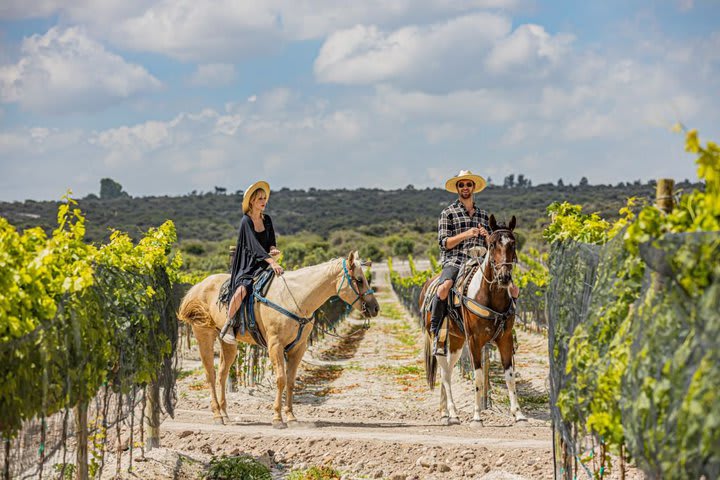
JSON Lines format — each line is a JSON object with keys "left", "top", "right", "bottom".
{"left": 272, "top": 421, "right": 288, "bottom": 430}
{"left": 471, "top": 420, "right": 483, "bottom": 429}
{"left": 515, "top": 414, "right": 528, "bottom": 423}
{"left": 213, "top": 417, "right": 225, "bottom": 425}
{"left": 448, "top": 417, "right": 461, "bottom": 425}
{"left": 286, "top": 420, "right": 300, "bottom": 428}
{"left": 440, "top": 416, "right": 450, "bottom": 426}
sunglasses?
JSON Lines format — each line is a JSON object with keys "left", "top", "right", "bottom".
{"left": 457, "top": 181, "right": 474, "bottom": 189}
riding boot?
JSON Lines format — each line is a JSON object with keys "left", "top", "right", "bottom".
{"left": 220, "top": 312, "right": 239, "bottom": 345}
{"left": 430, "top": 296, "right": 448, "bottom": 356}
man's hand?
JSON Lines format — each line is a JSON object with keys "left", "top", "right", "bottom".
{"left": 478, "top": 226, "right": 489, "bottom": 238}
{"left": 466, "top": 227, "right": 481, "bottom": 239}
{"left": 270, "top": 247, "right": 281, "bottom": 257}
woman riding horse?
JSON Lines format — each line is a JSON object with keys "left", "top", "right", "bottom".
{"left": 220, "top": 180, "right": 284, "bottom": 345}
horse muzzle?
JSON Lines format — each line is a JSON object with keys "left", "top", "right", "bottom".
{"left": 363, "top": 299, "right": 380, "bottom": 317}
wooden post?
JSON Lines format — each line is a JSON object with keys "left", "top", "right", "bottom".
{"left": 75, "top": 402, "right": 88, "bottom": 480}
{"left": 145, "top": 383, "right": 160, "bottom": 450}
{"left": 656, "top": 178, "right": 675, "bottom": 213}
{"left": 480, "top": 346, "right": 491, "bottom": 410}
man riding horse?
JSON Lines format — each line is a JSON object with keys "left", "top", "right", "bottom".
{"left": 430, "top": 170, "right": 519, "bottom": 355}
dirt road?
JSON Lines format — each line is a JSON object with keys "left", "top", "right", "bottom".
{"left": 137, "top": 263, "right": 559, "bottom": 479}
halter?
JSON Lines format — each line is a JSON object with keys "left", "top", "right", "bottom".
{"left": 337, "top": 258, "right": 375, "bottom": 313}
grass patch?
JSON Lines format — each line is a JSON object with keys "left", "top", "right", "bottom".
{"left": 382, "top": 303, "right": 405, "bottom": 321}
{"left": 288, "top": 465, "right": 341, "bottom": 480}
{"left": 203, "top": 455, "right": 270, "bottom": 480}
{"left": 177, "top": 367, "right": 204, "bottom": 380}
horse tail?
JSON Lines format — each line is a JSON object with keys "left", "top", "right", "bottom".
{"left": 425, "top": 332, "right": 437, "bottom": 390}
{"left": 178, "top": 296, "right": 216, "bottom": 329}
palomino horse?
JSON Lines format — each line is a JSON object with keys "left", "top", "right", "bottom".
{"left": 178, "top": 251, "right": 379, "bottom": 428}
{"left": 420, "top": 215, "right": 527, "bottom": 425}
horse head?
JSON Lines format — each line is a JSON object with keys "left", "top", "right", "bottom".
{"left": 337, "top": 251, "right": 380, "bottom": 317}
{"left": 487, "top": 215, "right": 517, "bottom": 287}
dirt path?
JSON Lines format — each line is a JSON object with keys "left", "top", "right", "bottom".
{"left": 115, "top": 262, "right": 579, "bottom": 479}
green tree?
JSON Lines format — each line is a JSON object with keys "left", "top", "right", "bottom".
{"left": 392, "top": 238, "right": 414, "bottom": 258}
{"left": 100, "top": 178, "right": 129, "bottom": 199}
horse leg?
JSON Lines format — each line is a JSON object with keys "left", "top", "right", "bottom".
{"left": 497, "top": 332, "right": 527, "bottom": 422}
{"left": 468, "top": 336, "right": 488, "bottom": 425}
{"left": 218, "top": 340, "right": 238, "bottom": 423}
{"left": 436, "top": 347, "right": 462, "bottom": 425}
{"left": 283, "top": 341, "right": 307, "bottom": 425}
{"left": 268, "top": 341, "right": 288, "bottom": 429}
{"left": 192, "top": 325, "right": 224, "bottom": 424}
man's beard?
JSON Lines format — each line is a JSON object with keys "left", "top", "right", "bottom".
{"left": 459, "top": 190, "right": 473, "bottom": 200}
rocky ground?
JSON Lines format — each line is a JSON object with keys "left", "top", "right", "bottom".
{"left": 100, "top": 263, "right": 640, "bottom": 479}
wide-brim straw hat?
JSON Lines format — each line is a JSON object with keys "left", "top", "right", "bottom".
{"left": 242, "top": 180, "right": 270, "bottom": 213}
{"left": 444, "top": 170, "right": 487, "bottom": 193}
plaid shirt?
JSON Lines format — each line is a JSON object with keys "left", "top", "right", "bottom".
{"left": 438, "top": 199, "right": 491, "bottom": 268}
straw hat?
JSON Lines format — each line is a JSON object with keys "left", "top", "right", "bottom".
{"left": 242, "top": 180, "right": 270, "bottom": 213}
{"left": 444, "top": 170, "right": 487, "bottom": 193}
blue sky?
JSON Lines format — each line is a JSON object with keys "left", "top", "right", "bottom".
{"left": 0, "top": 0, "right": 718, "bottom": 201}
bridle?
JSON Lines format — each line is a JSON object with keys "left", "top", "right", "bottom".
{"left": 337, "top": 258, "right": 375, "bottom": 314}
{"left": 481, "top": 228, "right": 517, "bottom": 287}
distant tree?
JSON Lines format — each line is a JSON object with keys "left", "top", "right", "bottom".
{"left": 405, "top": 184, "right": 415, "bottom": 190}
{"left": 557, "top": 178, "right": 564, "bottom": 187}
{"left": 84, "top": 193, "right": 99, "bottom": 200}
{"left": 214, "top": 186, "right": 227, "bottom": 195}
{"left": 100, "top": 178, "right": 129, "bottom": 199}
{"left": 486, "top": 176, "right": 492, "bottom": 185}
{"left": 360, "top": 243, "right": 384, "bottom": 262}
{"left": 503, "top": 174, "right": 515, "bottom": 188}
{"left": 517, "top": 174, "right": 532, "bottom": 188}
{"left": 392, "top": 238, "right": 414, "bottom": 258}
{"left": 579, "top": 177, "right": 589, "bottom": 187}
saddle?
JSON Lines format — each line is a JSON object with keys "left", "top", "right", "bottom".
{"left": 218, "top": 268, "right": 276, "bottom": 348}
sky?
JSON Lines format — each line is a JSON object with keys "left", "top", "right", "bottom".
{"left": 0, "top": 0, "right": 718, "bottom": 201}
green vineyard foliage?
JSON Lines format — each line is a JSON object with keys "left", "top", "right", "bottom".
{"left": 0, "top": 194, "right": 181, "bottom": 436}
{"left": 546, "top": 130, "right": 720, "bottom": 478}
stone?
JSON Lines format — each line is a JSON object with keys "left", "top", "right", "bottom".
{"left": 437, "top": 463, "right": 451, "bottom": 473}
{"left": 178, "top": 430, "right": 194, "bottom": 439}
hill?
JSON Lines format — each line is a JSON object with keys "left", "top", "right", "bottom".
{"left": 1, "top": 182, "right": 695, "bottom": 244}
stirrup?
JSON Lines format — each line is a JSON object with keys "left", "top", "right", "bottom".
{"left": 219, "top": 321, "right": 238, "bottom": 345}
{"left": 432, "top": 335, "right": 447, "bottom": 357}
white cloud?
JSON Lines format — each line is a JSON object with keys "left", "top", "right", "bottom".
{"left": 485, "top": 24, "right": 574, "bottom": 74}
{"left": 0, "top": 27, "right": 161, "bottom": 113}
{"left": 0, "top": 0, "right": 521, "bottom": 62}
{"left": 188, "top": 63, "right": 237, "bottom": 87}
{"left": 315, "top": 13, "right": 511, "bottom": 87}
{"left": 314, "top": 14, "right": 576, "bottom": 90}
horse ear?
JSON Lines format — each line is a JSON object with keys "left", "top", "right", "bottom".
{"left": 489, "top": 214, "right": 497, "bottom": 230}
{"left": 509, "top": 215, "right": 516, "bottom": 231}
{"left": 347, "top": 250, "right": 357, "bottom": 266}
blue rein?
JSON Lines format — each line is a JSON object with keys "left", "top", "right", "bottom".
{"left": 252, "top": 258, "right": 374, "bottom": 353}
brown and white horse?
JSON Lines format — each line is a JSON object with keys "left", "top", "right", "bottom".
{"left": 178, "top": 251, "right": 379, "bottom": 428}
{"left": 421, "top": 215, "right": 526, "bottom": 425}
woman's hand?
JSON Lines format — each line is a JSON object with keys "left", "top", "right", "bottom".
{"left": 270, "top": 260, "right": 284, "bottom": 276}
{"left": 269, "top": 247, "right": 281, "bottom": 257}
